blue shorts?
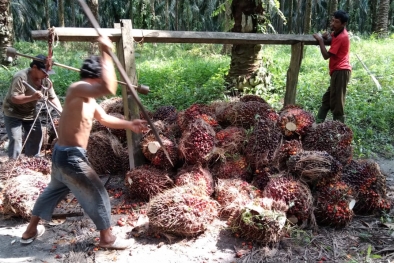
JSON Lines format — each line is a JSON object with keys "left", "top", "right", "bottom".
{"left": 32, "top": 144, "right": 111, "bottom": 230}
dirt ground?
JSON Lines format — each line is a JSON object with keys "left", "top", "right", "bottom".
{"left": 0, "top": 118, "right": 394, "bottom": 262}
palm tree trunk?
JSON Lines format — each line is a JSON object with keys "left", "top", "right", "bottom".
{"left": 370, "top": 0, "right": 379, "bottom": 31}
{"left": 58, "top": 0, "right": 65, "bottom": 27}
{"left": 288, "top": 0, "right": 293, "bottom": 33}
{"left": 375, "top": 0, "right": 390, "bottom": 36}
{"left": 304, "top": 0, "right": 312, "bottom": 33}
{"left": 225, "top": 0, "right": 270, "bottom": 94}
{"left": 0, "top": 0, "right": 13, "bottom": 65}
{"left": 45, "top": 0, "right": 50, "bottom": 28}
{"left": 87, "top": 0, "right": 99, "bottom": 55}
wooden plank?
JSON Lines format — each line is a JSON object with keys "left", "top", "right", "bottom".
{"left": 284, "top": 42, "right": 304, "bottom": 106}
{"left": 32, "top": 28, "right": 320, "bottom": 45}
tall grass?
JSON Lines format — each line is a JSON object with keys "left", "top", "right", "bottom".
{"left": 0, "top": 37, "right": 393, "bottom": 158}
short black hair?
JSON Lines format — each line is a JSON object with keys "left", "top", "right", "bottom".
{"left": 333, "top": 10, "right": 349, "bottom": 24}
{"left": 80, "top": 55, "right": 101, "bottom": 79}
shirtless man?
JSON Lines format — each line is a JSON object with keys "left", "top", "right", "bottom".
{"left": 20, "top": 36, "right": 147, "bottom": 249}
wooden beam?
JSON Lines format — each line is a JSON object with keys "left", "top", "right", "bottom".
{"left": 284, "top": 42, "right": 304, "bottom": 106}
{"left": 32, "top": 28, "right": 320, "bottom": 45}
{"left": 116, "top": 20, "right": 145, "bottom": 169}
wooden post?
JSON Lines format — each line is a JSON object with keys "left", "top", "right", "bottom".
{"left": 284, "top": 42, "right": 304, "bottom": 106}
{"left": 115, "top": 20, "right": 144, "bottom": 170}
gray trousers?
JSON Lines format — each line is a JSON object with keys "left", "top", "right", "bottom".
{"left": 4, "top": 115, "right": 43, "bottom": 159}
{"left": 32, "top": 144, "right": 112, "bottom": 230}
{"left": 316, "top": 70, "right": 351, "bottom": 123}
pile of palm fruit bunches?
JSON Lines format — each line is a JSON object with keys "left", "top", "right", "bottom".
{"left": 13, "top": 95, "right": 392, "bottom": 246}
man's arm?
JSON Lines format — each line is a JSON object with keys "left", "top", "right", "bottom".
{"left": 10, "top": 79, "right": 42, "bottom": 104}
{"left": 313, "top": 33, "right": 331, "bottom": 60}
{"left": 94, "top": 104, "right": 147, "bottom": 133}
{"left": 99, "top": 36, "right": 117, "bottom": 95}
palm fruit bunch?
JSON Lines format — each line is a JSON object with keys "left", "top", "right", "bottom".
{"left": 177, "top": 104, "right": 219, "bottom": 131}
{"left": 278, "top": 105, "right": 315, "bottom": 139}
{"left": 211, "top": 155, "right": 252, "bottom": 182}
{"left": 222, "top": 101, "right": 278, "bottom": 129}
{"left": 152, "top": 105, "right": 178, "bottom": 124}
{"left": 2, "top": 169, "right": 49, "bottom": 219}
{"left": 91, "top": 112, "right": 127, "bottom": 143}
{"left": 140, "top": 133, "right": 178, "bottom": 170}
{"left": 125, "top": 165, "right": 174, "bottom": 201}
{"left": 214, "top": 179, "right": 262, "bottom": 218}
{"left": 263, "top": 175, "right": 313, "bottom": 225}
{"left": 342, "top": 159, "right": 391, "bottom": 214}
{"left": 99, "top": 96, "right": 124, "bottom": 114}
{"left": 302, "top": 120, "right": 353, "bottom": 165}
{"left": 251, "top": 166, "right": 279, "bottom": 191}
{"left": 174, "top": 165, "right": 214, "bottom": 196}
{"left": 245, "top": 117, "right": 282, "bottom": 171}
{"left": 213, "top": 101, "right": 238, "bottom": 128}
{"left": 147, "top": 185, "right": 219, "bottom": 237}
{"left": 228, "top": 198, "right": 288, "bottom": 245}
{"left": 239, "top": 94, "right": 269, "bottom": 104}
{"left": 215, "top": 126, "right": 247, "bottom": 155}
{"left": 314, "top": 181, "right": 355, "bottom": 227}
{"left": 86, "top": 131, "right": 129, "bottom": 175}
{"left": 287, "top": 151, "right": 342, "bottom": 188}
{"left": 178, "top": 118, "right": 216, "bottom": 165}
{"left": 275, "top": 139, "right": 303, "bottom": 171}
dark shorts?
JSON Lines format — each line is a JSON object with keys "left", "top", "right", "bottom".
{"left": 32, "top": 144, "right": 111, "bottom": 230}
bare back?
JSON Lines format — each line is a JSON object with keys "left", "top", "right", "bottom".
{"left": 57, "top": 81, "right": 100, "bottom": 149}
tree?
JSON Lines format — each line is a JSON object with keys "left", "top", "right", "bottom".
{"left": 304, "top": 0, "right": 312, "bottom": 33}
{"left": 375, "top": 0, "right": 390, "bottom": 36}
{"left": 0, "top": 0, "right": 13, "bottom": 65}
{"left": 225, "top": 0, "right": 270, "bottom": 95}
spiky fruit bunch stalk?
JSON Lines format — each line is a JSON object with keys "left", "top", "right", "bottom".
{"left": 228, "top": 198, "right": 288, "bottom": 245}
{"left": 147, "top": 186, "right": 219, "bottom": 237}
{"left": 223, "top": 101, "right": 278, "bottom": 129}
{"left": 314, "top": 181, "right": 355, "bottom": 227}
{"left": 302, "top": 121, "right": 353, "bottom": 165}
{"left": 91, "top": 113, "right": 127, "bottom": 143}
{"left": 245, "top": 117, "right": 283, "bottom": 171}
{"left": 215, "top": 126, "right": 247, "bottom": 155}
{"left": 342, "top": 160, "right": 391, "bottom": 214}
{"left": 240, "top": 94, "right": 269, "bottom": 104}
{"left": 174, "top": 165, "right": 214, "bottom": 196}
{"left": 140, "top": 134, "right": 178, "bottom": 170}
{"left": 99, "top": 97, "right": 124, "bottom": 114}
{"left": 278, "top": 105, "right": 315, "bottom": 139}
{"left": 178, "top": 119, "right": 216, "bottom": 165}
{"left": 153, "top": 105, "right": 178, "bottom": 123}
{"left": 86, "top": 131, "right": 129, "bottom": 175}
{"left": 287, "top": 151, "right": 342, "bottom": 187}
{"left": 263, "top": 175, "right": 313, "bottom": 225}
{"left": 211, "top": 155, "right": 252, "bottom": 182}
{"left": 177, "top": 104, "right": 219, "bottom": 131}
{"left": 275, "top": 139, "right": 303, "bottom": 171}
{"left": 125, "top": 165, "right": 174, "bottom": 201}
{"left": 214, "top": 179, "right": 262, "bottom": 218}
{"left": 2, "top": 170, "right": 49, "bottom": 219}
{"left": 213, "top": 101, "right": 239, "bottom": 128}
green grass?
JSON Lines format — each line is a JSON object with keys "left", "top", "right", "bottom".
{"left": 1, "top": 37, "right": 393, "bottom": 158}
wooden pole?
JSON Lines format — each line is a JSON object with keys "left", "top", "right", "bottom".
{"left": 284, "top": 42, "right": 304, "bottom": 106}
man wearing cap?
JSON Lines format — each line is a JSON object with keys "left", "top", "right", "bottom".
{"left": 2, "top": 55, "right": 63, "bottom": 159}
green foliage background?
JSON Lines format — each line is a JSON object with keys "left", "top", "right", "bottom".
{"left": 0, "top": 37, "right": 393, "bottom": 158}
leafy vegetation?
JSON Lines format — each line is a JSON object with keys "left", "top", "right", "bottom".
{"left": 0, "top": 37, "right": 393, "bottom": 158}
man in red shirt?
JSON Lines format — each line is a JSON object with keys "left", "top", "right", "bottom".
{"left": 313, "top": 10, "right": 351, "bottom": 123}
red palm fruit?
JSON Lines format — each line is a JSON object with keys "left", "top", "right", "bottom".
{"left": 211, "top": 155, "right": 252, "bottom": 182}
{"left": 278, "top": 105, "right": 315, "bottom": 139}
{"left": 140, "top": 133, "right": 178, "bottom": 170}
{"left": 174, "top": 165, "right": 214, "bottom": 196}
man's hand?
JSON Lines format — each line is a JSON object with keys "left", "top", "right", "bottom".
{"left": 322, "top": 32, "right": 330, "bottom": 40}
{"left": 313, "top": 33, "right": 323, "bottom": 42}
{"left": 129, "top": 119, "right": 148, "bottom": 134}
{"left": 98, "top": 36, "right": 114, "bottom": 53}
{"left": 31, "top": 91, "right": 44, "bottom": 101}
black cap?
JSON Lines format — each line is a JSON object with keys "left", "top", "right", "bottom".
{"left": 30, "top": 55, "right": 55, "bottom": 75}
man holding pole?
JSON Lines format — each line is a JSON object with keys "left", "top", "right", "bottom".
{"left": 21, "top": 36, "right": 148, "bottom": 249}
{"left": 2, "top": 55, "right": 63, "bottom": 159}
